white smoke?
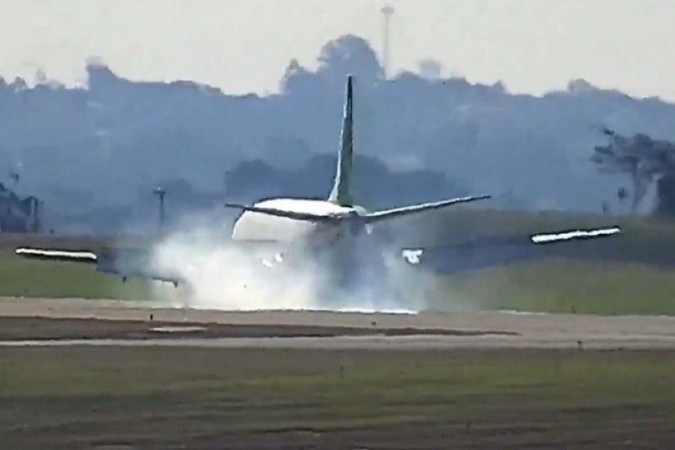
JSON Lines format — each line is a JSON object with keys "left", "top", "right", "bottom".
{"left": 149, "top": 226, "right": 317, "bottom": 310}
{"left": 146, "top": 217, "right": 431, "bottom": 313}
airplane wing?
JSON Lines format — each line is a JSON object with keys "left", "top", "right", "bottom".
{"left": 15, "top": 224, "right": 622, "bottom": 285}
{"left": 15, "top": 248, "right": 98, "bottom": 262}
{"left": 400, "top": 226, "right": 622, "bottom": 272}
{"left": 365, "top": 195, "right": 491, "bottom": 224}
{"left": 224, "top": 203, "right": 339, "bottom": 223}
{"left": 529, "top": 227, "right": 621, "bottom": 244}
{"left": 15, "top": 247, "right": 183, "bottom": 286}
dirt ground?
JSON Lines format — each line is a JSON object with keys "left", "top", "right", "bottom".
{"left": 1, "top": 296, "right": 674, "bottom": 350}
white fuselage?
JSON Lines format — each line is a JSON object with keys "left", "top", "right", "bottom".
{"left": 231, "top": 198, "right": 364, "bottom": 246}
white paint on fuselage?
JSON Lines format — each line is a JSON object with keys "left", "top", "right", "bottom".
{"left": 231, "top": 198, "right": 364, "bottom": 244}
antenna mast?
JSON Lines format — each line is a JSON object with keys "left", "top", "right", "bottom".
{"left": 153, "top": 187, "right": 166, "bottom": 232}
{"left": 381, "top": 3, "right": 395, "bottom": 79}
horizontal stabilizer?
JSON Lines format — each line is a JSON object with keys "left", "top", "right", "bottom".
{"left": 15, "top": 248, "right": 98, "bottom": 263}
{"left": 365, "top": 195, "right": 491, "bottom": 223}
{"left": 530, "top": 227, "right": 621, "bottom": 244}
{"left": 224, "top": 203, "right": 339, "bottom": 223}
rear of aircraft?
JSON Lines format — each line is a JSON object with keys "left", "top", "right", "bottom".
{"left": 312, "top": 75, "right": 433, "bottom": 308}
{"left": 309, "top": 232, "right": 404, "bottom": 309}
{"left": 327, "top": 75, "right": 356, "bottom": 207}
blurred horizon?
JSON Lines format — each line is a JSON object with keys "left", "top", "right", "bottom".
{"left": 2, "top": 1, "right": 675, "bottom": 101}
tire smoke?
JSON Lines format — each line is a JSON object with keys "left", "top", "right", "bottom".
{"left": 147, "top": 220, "right": 430, "bottom": 313}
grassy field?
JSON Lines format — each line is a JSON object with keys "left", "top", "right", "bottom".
{"left": 0, "top": 249, "right": 155, "bottom": 300}
{"left": 0, "top": 233, "right": 156, "bottom": 300}
{"left": 0, "top": 347, "right": 673, "bottom": 449}
{"left": 2, "top": 249, "right": 674, "bottom": 315}
{"left": 1, "top": 209, "right": 674, "bottom": 314}
{"left": 413, "top": 208, "right": 675, "bottom": 247}
{"left": 426, "top": 260, "right": 675, "bottom": 315}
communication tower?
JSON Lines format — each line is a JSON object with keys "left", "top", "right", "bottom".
{"left": 381, "top": 4, "right": 395, "bottom": 78}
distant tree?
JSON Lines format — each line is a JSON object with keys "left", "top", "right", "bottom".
{"left": 656, "top": 174, "right": 675, "bottom": 215}
{"left": 263, "top": 136, "right": 313, "bottom": 170}
{"left": 280, "top": 35, "right": 383, "bottom": 94}
{"left": 418, "top": 59, "right": 443, "bottom": 81}
{"left": 223, "top": 153, "right": 466, "bottom": 210}
{"left": 316, "top": 34, "right": 383, "bottom": 86}
{"left": 592, "top": 128, "right": 675, "bottom": 214}
{"left": 223, "top": 159, "right": 283, "bottom": 202}
{"left": 567, "top": 78, "right": 597, "bottom": 94}
{"left": 85, "top": 59, "right": 122, "bottom": 92}
{"left": 617, "top": 187, "right": 628, "bottom": 204}
{"left": 10, "top": 77, "right": 27, "bottom": 90}
{"left": 491, "top": 80, "right": 507, "bottom": 93}
{"left": 279, "top": 59, "right": 321, "bottom": 95}
{"left": 9, "top": 171, "right": 19, "bottom": 187}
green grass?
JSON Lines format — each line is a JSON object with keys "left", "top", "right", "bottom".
{"left": 0, "top": 250, "right": 155, "bottom": 300}
{"left": 2, "top": 249, "right": 675, "bottom": 315}
{"left": 417, "top": 208, "right": 675, "bottom": 245}
{"left": 0, "top": 210, "right": 674, "bottom": 314}
{"left": 1, "top": 347, "right": 673, "bottom": 448}
{"left": 5, "top": 250, "right": 674, "bottom": 315}
{"left": 401, "top": 209, "right": 675, "bottom": 315}
{"left": 426, "top": 259, "right": 675, "bottom": 315}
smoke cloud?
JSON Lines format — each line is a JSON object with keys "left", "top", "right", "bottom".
{"left": 146, "top": 218, "right": 429, "bottom": 314}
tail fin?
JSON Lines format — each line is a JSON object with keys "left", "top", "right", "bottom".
{"left": 328, "top": 75, "right": 355, "bottom": 206}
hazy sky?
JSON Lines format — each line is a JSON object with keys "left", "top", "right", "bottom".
{"left": 2, "top": 0, "right": 675, "bottom": 100}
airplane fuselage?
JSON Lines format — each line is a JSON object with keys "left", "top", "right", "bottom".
{"left": 231, "top": 198, "right": 382, "bottom": 304}
{"left": 231, "top": 198, "right": 368, "bottom": 246}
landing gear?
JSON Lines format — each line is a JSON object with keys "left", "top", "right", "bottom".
{"left": 311, "top": 235, "right": 403, "bottom": 310}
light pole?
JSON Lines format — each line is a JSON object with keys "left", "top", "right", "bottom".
{"left": 153, "top": 187, "right": 166, "bottom": 232}
{"left": 9, "top": 171, "right": 19, "bottom": 188}
{"left": 381, "top": 4, "right": 395, "bottom": 79}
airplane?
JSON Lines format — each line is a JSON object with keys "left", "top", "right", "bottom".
{"left": 15, "top": 75, "right": 621, "bottom": 304}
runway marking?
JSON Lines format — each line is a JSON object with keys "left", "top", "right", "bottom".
{"left": 149, "top": 326, "right": 207, "bottom": 333}
{"left": 497, "top": 309, "right": 551, "bottom": 316}
{"left": 2, "top": 334, "right": 674, "bottom": 350}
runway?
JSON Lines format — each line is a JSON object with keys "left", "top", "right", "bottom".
{"left": 3, "top": 297, "right": 675, "bottom": 449}
{"left": 1, "top": 296, "right": 674, "bottom": 350}
{"left": 3, "top": 333, "right": 675, "bottom": 350}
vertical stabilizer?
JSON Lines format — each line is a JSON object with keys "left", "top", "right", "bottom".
{"left": 328, "top": 75, "right": 355, "bottom": 206}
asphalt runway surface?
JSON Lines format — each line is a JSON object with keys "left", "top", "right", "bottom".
{"left": 1, "top": 296, "right": 674, "bottom": 350}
